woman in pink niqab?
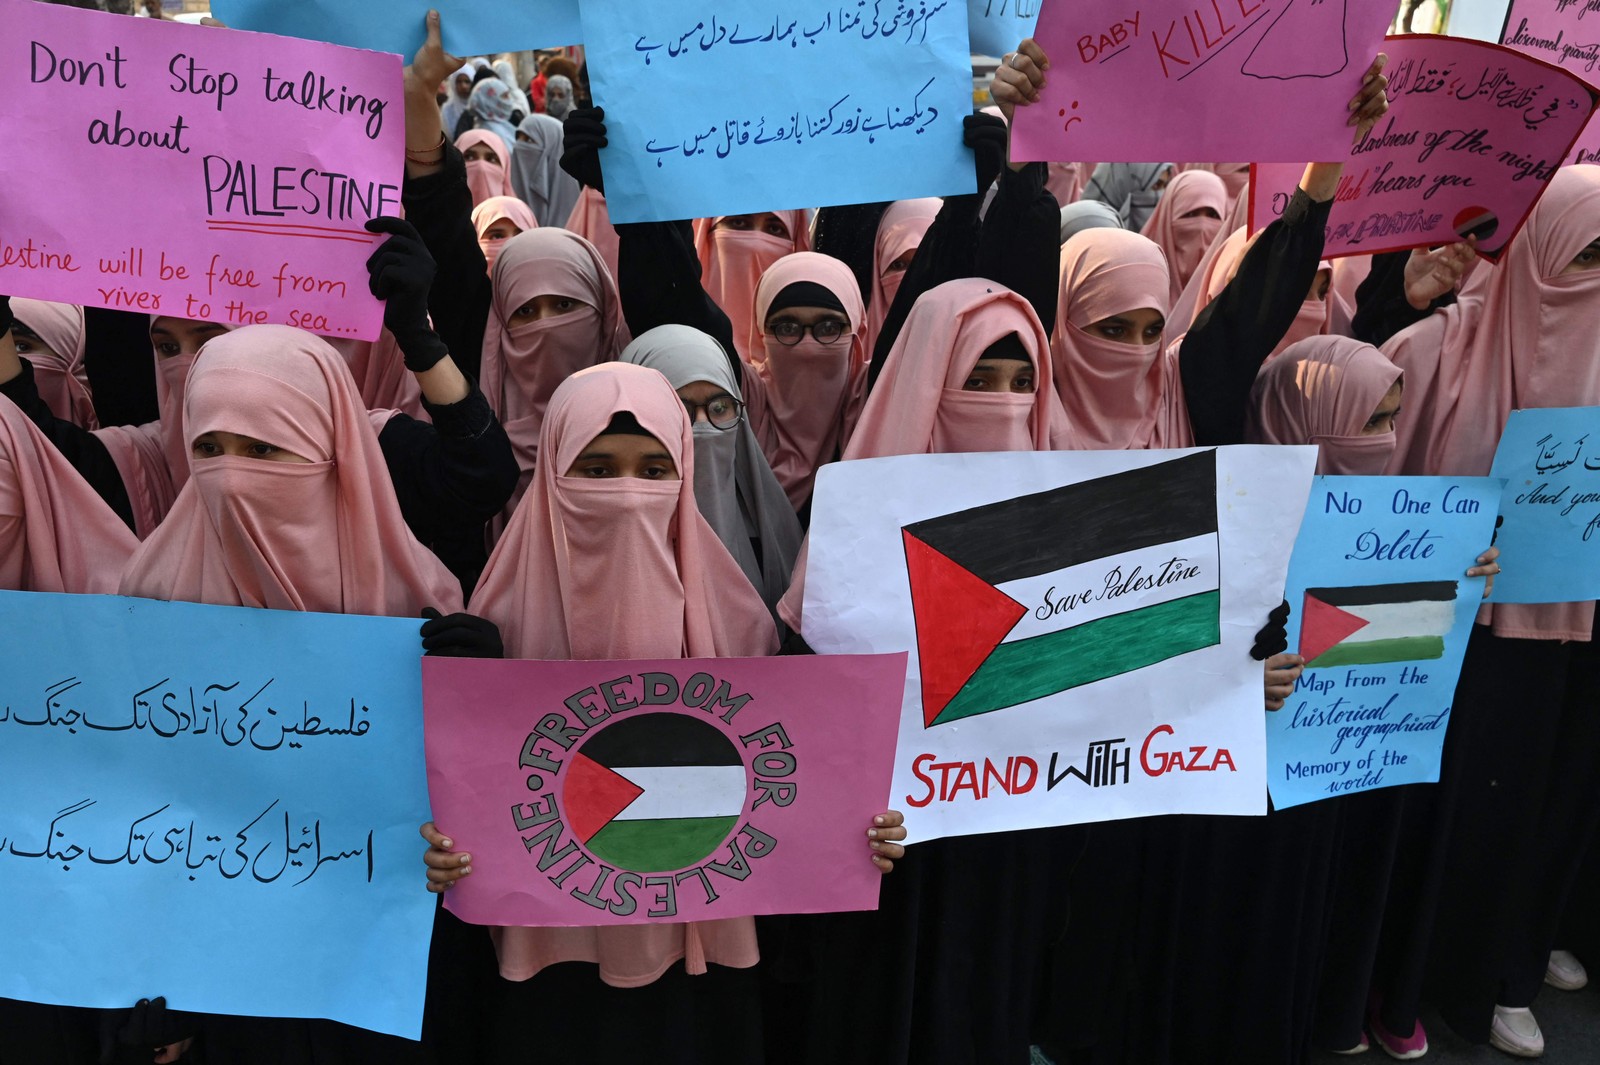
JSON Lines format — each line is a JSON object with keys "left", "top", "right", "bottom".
{"left": 693, "top": 211, "right": 811, "bottom": 363}
{"left": 565, "top": 186, "right": 621, "bottom": 285}
{"left": 10, "top": 300, "right": 96, "bottom": 429}
{"left": 457, "top": 129, "right": 516, "bottom": 206}
{"left": 472, "top": 195, "right": 540, "bottom": 274}
{"left": 863, "top": 199, "right": 941, "bottom": 359}
{"left": 1245, "top": 335, "right": 1402, "bottom": 474}
{"left": 1140, "top": 170, "right": 1228, "bottom": 307}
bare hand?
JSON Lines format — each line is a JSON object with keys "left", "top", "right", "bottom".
{"left": 868, "top": 810, "right": 907, "bottom": 873}
{"left": 1404, "top": 238, "right": 1477, "bottom": 310}
{"left": 990, "top": 38, "right": 1049, "bottom": 124}
{"left": 406, "top": 10, "right": 464, "bottom": 101}
{"left": 1264, "top": 653, "right": 1304, "bottom": 712}
{"left": 421, "top": 820, "right": 471, "bottom": 893}
{"left": 199, "top": 16, "right": 227, "bottom": 27}
{"left": 1349, "top": 54, "right": 1390, "bottom": 144}
{"left": 1468, "top": 544, "right": 1501, "bottom": 598}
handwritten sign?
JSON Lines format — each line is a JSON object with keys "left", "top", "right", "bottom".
{"left": 801, "top": 446, "right": 1317, "bottom": 843}
{"left": 213, "top": 0, "right": 583, "bottom": 58}
{"left": 1501, "top": 0, "right": 1600, "bottom": 164}
{"left": 0, "top": 2, "right": 402, "bottom": 340}
{"left": 422, "top": 654, "right": 904, "bottom": 926}
{"left": 1011, "top": 0, "right": 1396, "bottom": 162}
{"left": 1487, "top": 406, "right": 1600, "bottom": 603}
{"left": 0, "top": 591, "right": 435, "bottom": 1039}
{"left": 1267, "top": 476, "right": 1500, "bottom": 808}
{"left": 1250, "top": 36, "right": 1597, "bottom": 260}
{"left": 579, "top": 0, "right": 976, "bottom": 224}
{"left": 969, "top": 0, "right": 1040, "bottom": 57}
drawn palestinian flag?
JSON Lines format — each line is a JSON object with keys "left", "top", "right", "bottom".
{"left": 563, "top": 713, "right": 747, "bottom": 872}
{"left": 1299, "top": 581, "right": 1458, "bottom": 668}
{"left": 902, "top": 450, "right": 1221, "bottom": 729}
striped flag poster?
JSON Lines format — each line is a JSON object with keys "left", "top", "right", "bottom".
{"left": 802, "top": 447, "right": 1319, "bottom": 843}
{"left": 422, "top": 655, "right": 905, "bottom": 927}
{"left": 1267, "top": 476, "right": 1503, "bottom": 809}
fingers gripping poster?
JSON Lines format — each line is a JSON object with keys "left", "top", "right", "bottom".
{"left": 802, "top": 446, "right": 1318, "bottom": 843}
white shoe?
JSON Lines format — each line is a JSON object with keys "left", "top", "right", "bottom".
{"left": 1489, "top": 1005, "right": 1545, "bottom": 1058}
{"left": 1545, "top": 949, "right": 1588, "bottom": 991}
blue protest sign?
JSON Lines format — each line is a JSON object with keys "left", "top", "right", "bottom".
{"left": 1266, "top": 476, "right": 1501, "bottom": 809}
{"left": 213, "top": 0, "right": 581, "bottom": 57}
{"left": 0, "top": 592, "right": 435, "bottom": 1039}
{"left": 581, "top": 0, "right": 977, "bottom": 223}
{"left": 1488, "top": 406, "right": 1600, "bottom": 604}
{"left": 968, "top": 0, "right": 1038, "bottom": 57}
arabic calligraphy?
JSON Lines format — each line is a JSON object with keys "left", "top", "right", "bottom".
{"left": 0, "top": 797, "right": 375, "bottom": 885}
{"left": 633, "top": 1, "right": 951, "bottom": 63}
{"left": 1389, "top": 54, "right": 1579, "bottom": 133}
{"left": 645, "top": 76, "right": 942, "bottom": 164}
{"left": 0, "top": 675, "right": 373, "bottom": 750}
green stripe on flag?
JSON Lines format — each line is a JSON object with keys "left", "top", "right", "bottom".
{"left": 1307, "top": 634, "right": 1446, "bottom": 669}
{"left": 585, "top": 814, "right": 741, "bottom": 872}
{"left": 934, "top": 590, "right": 1221, "bottom": 726}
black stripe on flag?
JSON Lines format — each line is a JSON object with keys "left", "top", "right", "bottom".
{"left": 578, "top": 712, "right": 742, "bottom": 768}
{"left": 1306, "top": 581, "right": 1459, "bottom": 607}
{"left": 901, "top": 450, "right": 1218, "bottom": 585}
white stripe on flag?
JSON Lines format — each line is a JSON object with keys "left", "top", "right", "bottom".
{"left": 1341, "top": 599, "right": 1455, "bottom": 644}
{"left": 610, "top": 764, "right": 748, "bottom": 821}
{"left": 996, "top": 533, "right": 1219, "bottom": 644}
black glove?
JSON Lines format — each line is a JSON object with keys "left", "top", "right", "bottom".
{"left": 421, "top": 607, "right": 504, "bottom": 658}
{"left": 964, "top": 112, "right": 1008, "bottom": 197}
{"left": 0, "top": 295, "right": 12, "bottom": 339}
{"left": 363, "top": 217, "right": 449, "bottom": 373}
{"left": 560, "top": 106, "right": 607, "bottom": 195}
{"left": 1250, "top": 599, "right": 1291, "bottom": 661}
{"left": 98, "top": 998, "right": 201, "bottom": 1065}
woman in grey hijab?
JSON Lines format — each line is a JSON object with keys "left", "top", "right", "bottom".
{"left": 512, "top": 114, "right": 582, "bottom": 228}
{"left": 1057, "top": 200, "right": 1125, "bottom": 245}
{"left": 544, "top": 74, "right": 575, "bottom": 121}
{"left": 620, "top": 325, "right": 803, "bottom": 622}
{"left": 1082, "top": 162, "right": 1174, "bottom": 230}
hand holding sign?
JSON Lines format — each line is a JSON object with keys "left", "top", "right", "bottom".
{"left": 1403, "top": 238, "right": 1477, "bottom": 309}
{"left": 990, "top": 38, "right": 1049, "bottom": 124}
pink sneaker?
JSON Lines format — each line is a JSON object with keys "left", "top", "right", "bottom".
{"left": 1368, "top": 1003, "right": 1428, "bottom": 1061}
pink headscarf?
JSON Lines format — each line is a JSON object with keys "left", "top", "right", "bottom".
{"left": 480, "top": 227, "right": 628, "bottom": 533}
{"left": 743, "top": 253, "right": 867, "bottom": 509}
{"left": 0, "top": 396, "right": 137, "bottom": 593}
{"left": 11, "top": 299, "right": 96, "bottom": 429}
{"left": 1383, "top": 164, "right": 1600, "bottom": 641}
{"left": 1140, "top": 170, "right": 1228, "bottom": 307}
{"left": 864, "top": 199, "right": 941, "bottom": 360}
{"left": 693, "top": 212, "right": 812, "bottom": 363}
{"left": 1270, "top": 262, "right": 1335, "bottom": 359}
{"left": 470, "top": 361, "right": 774, "bottom": 987}
{"left": 1052, "top": 229, "right": 1191, "bottom": 450}
{"left": 1045, "top": 162, "right": 1097, "bottom": 207}
{"left": 457, "top": 130, "right": 516, "bottom": 206}
{"left": 564, "top": 187, "right": 620, "bottom": 285}
{"left": 119, "top": 326, "right": 462, "bottom": 616}
{"left": 1246, "top": 336, "right": 1402, "bottom": 475}
{"left": 472, "top": 195, "right": 540, "bottom": 274}
{"left": 322, "top": 332, "right": 425, "bottom": 420}
{"left": 1327, "top": 255, "right": 1373, "bottom": 337}
{"left": 1169, "top": 189, "right": 1252, "bottom": 334}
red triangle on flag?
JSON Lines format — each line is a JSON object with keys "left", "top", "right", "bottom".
{"left": 1299, "top": 592, "right": 1370, "bottom": 665}
{"left": 564, "top": 753, "right": 645, "bottom": 844}
{"left": 903, "top": 530, "right": 1027, "bottom": 729}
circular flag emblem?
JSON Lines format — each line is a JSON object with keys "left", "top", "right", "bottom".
{"left": 1452, "top": 206, "right": 1498, "bottom": 243}
{"left": 563, "top": 713, "right": 748, "bottom": 873}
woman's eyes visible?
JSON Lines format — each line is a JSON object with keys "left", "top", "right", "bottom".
{"left": 193, "top": 441, "right": 221, "bottom": 457}
{"left": 1013, "top": 375, "right": 1036, "bottom": 392}
{"left": 707, "top": 397, "right": 734, "bottom": 416}
{"left": 642, "top": 464, "right": 674, "bottom": 479}
{"left": 12, "top": 339, "right": 32, "bottom": 353}
{"left": 1096, "top": 324, "right": 1126, "bottom": 339}
{"left": 762, "top": 221, "right": 790, "bottom": 238}
{"left": 576, "top": 464, "right": 612, "bottom": 478}
{"left": 246, "top": 443, "right": 280, "bottom": 457}
{"left": 155, "top": 342, "right": 181, "bottom": 356}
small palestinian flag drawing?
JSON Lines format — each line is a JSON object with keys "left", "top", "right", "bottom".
{"left": 563, "top": 713, "right": 747, "bottom": 872}
{"left": 902, "top": 450, "right": 1222, "bottom": 729}
{"left": 1298, "top": 581, "right": 1459, "bottom": 669}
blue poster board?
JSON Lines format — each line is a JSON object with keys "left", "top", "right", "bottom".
{"left": 968, "top": 0, "right": 1038, "bottom": 57}
{"left": 1488, "top": 406, "right": 1600, "bottom": 604}
{"left": 214, "top": 0, "right": 581, "bottom": 57}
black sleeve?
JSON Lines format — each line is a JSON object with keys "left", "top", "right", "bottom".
{"left": 0, "top": 359, "right": 134, "bottom": 529}
{"left": 867, "top": 193, "right": 982, "bottom": 386}
{"left": 1179, "top": 190, "right": 1335, "bottom": 446}
{"left": 401, "top": 143, "right": 492, "bottom": 382}
{"left": 81, "top": 308, "right": 158, "bottom": 427}
{"left": 977, "top": 162, "right": 1062, "bottom": 335}
{"left": 616, "top": 218, "right": 741, "bottom": 380}
{"left": 1350, "top": 250, "right": 1453, "bottom": 347}
{"left": 377, "top": 378, "right": 519, "bottom": 587}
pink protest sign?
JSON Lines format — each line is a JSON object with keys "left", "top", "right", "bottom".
{"left": 1501, "top": 0, "right": 1600, "bottom": 164}
{"left": 1249, "top": 36, "right": 1597, "bottom": 261}
{"left": 423, "top": 654, "right": 907, "bottom": 927}
{"left": 1010, "top": 0, "right": 1397, "bottom": 163}
{"left": 0, "top": 1, "right": 401, "bottom": 340}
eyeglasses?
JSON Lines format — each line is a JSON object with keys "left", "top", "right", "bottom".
{"left": 767, "top": 317, "right": 848, "bottom": 346}
{"left": 682, "top": 393, "right": 744, "bottom": 431}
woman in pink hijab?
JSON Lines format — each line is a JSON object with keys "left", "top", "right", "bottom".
{"left": 693, "top": 211, "right": 811, "bottom": 363}
{"left": 472, "top": 195, "right": 539, "bottom": 274}
{"left": 564, "top": 186, "right": 621, "bottom": 284}
{"left": 423, "top": 361, "right": 902, "bottom": 1063}
{"left": 743, "top": 253, "right": 869, "bottom": 512}
{"left": 456, "top": 129, "right": 516, "bottom": 206}
{"left": 1140, "top": 169, "right": 1228, "bottom": 307}
{"left": 1246, "top": 334, "right": 1402, "bottom": 473}
{"left": 863, "top": 198, "right": 941, "bottom": 359}
{"left": 9, "top": 300, "right": 96, "bottom": 429}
